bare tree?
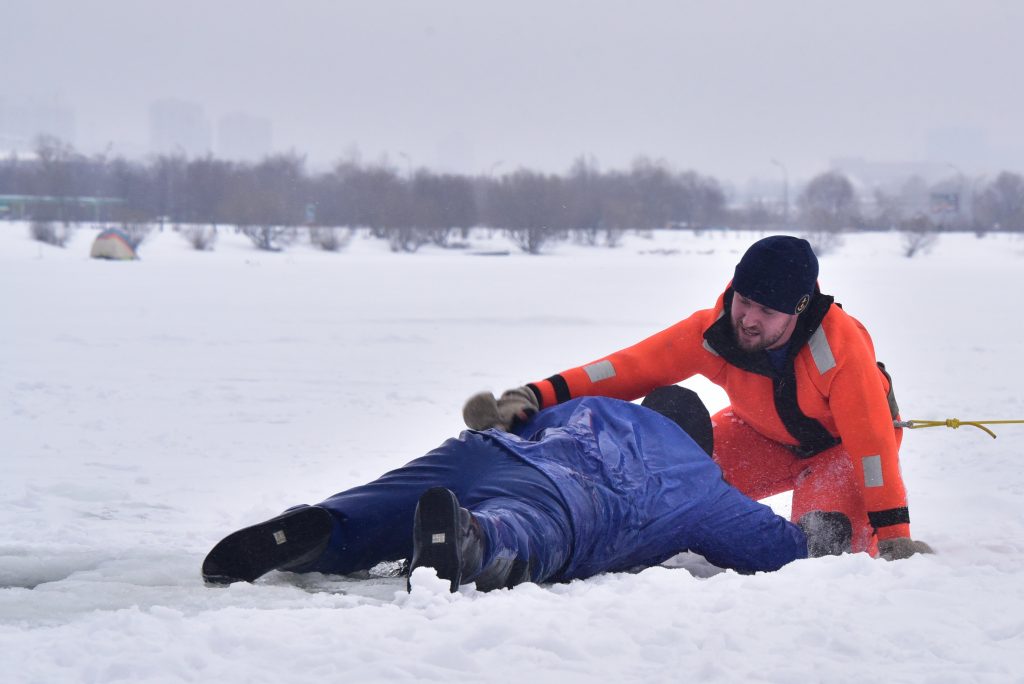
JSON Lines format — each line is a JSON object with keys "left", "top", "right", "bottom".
{"left": 487, "top": 171, "right": 568, "bottom": 254}
{"left": 239, "top": 225, "right": 296, "bottom": 251}
{"left": 0, "top": 151, "right": 28, "bottom": 197}
{"left": 676, "top": 170, "right": 726, "bottom": 230}
{"left": 974, "top": 172, "right": 1024, "bottom": 233}
{"left": 221, "top": 154, "right": 307, "bottom": 251}
{"left": 251, "top": 153, "right": 307, "bottom": 227}
{"left": 309, "top": 227, "right": 353, "bottom": 252}
{"left": 319, "top": 162, "right": 424, "bottom": 250}
{"left": 409, "top": 171, "right": 477, "bottom": 247}
{"left": 732, "top": 198, "right": 777, "bottom": 231}
{"left": 319, "top": 161, "right": 403, "bottom": 229}
{"left": 899, "top": 215, "right": 939, "bottom": 257}
{"left": 181, "top": 225, "right": 218, "bottom": 251}
{"left": 29, "top": 220, "right": 74, "bottom": 247}
{"left": 866, "top": 189, "right": 904, "bottom": 230}
{"left": 798, "top": 171, "right": 860, "bottom": 255}
{"left": 386, "top": 228, "right": 431, "bottom": 252}
{"left": 183, "top": 156, "right": 234, "bottom": 226}
{"left": 151, "top": 153, "right": 188, "bottom": 226}
{"left": 629, "top": 158, "right": 680, "bottom": 228}
{"left": 563, "top": 156, "right": 607, "bottom": 245}
{"left": 32, "top": 135, "right": 81, "bottom": 224}
{"left": 798, "top": 171, "right": 860, "bottom": 231}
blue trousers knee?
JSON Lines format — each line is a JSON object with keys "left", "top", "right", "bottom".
{"left": 296, "top": 433, "right": 573, "bottom": 582}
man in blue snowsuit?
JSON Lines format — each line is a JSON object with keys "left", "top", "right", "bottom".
{"left": 203, "top": 389, "right": 824, "bottom": 592}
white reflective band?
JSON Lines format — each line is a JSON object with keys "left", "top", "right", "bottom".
{"left": 584, "top": 360, "right": 616, "bottom": 383}
{"left": 808, "top": 326, "right": 837, "bottom": 374}
{"left": 862, "top": 455, "right": 884, "bottom": 488}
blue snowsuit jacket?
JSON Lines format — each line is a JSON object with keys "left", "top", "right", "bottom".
{"left": 492, "top": 397, "right": 809, "bottom": 578}
{"left": 307, "top": 397, "right": 807, "bottom": 580}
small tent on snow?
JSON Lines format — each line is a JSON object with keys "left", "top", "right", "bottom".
{"left": 90, "top": 228, "right": 138, "bottom": 260}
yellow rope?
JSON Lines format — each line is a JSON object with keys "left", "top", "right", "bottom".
{"left": 895, "top": 419, "right": 1024, "bottom": 439}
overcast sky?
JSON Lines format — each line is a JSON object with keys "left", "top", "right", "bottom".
{"left": 3, "top": 0, "right": 1021, "bottom": 184}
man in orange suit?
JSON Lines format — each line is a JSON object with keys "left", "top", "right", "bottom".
{"left": 464, "top": 235, "right": 931, "bottom": 561}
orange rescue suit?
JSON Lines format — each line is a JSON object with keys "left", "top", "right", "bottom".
{"left": 527, "top": 285, "right": 911, "bottom": 542}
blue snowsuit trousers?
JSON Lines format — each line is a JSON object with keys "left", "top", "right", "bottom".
{"left": 300, "top": 433, "right": 573, "bottom": 582}
{"left": 298, "top": 398, "right": 808, "bottom": 582}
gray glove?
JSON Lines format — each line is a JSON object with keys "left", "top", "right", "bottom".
{"left": 463, "top": 386, "right": 540, "bottom": 431}
{"left": 878, "top": 537, "right": 935, "bottom": 561}
{"left": 797, "top": 511, "right": 852, "bottom": 557}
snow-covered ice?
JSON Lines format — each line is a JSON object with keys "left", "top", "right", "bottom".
{"left": 3, "top": 225, "right": 1023, "bottom": 683}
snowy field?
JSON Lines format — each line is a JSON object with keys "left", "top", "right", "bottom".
{"left": 3, "top": 224, "right": 1024, "bottom": 683}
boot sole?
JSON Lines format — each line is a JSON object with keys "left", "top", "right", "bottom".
{"left": 202, "top": 506, "right": 333, "bottom": 585}
{"left": 409, "top": 487, "right": 462, "bottom": 592}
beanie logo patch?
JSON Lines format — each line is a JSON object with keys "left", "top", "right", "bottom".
{"left": 795, "top": 294, "right": 811, "bottom": 315}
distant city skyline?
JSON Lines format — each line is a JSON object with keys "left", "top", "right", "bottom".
{"left": 0, "top": 94, "right": 1007, "bottom": 184}
{"left": 0, "top": 96, "right": 274, "bottom": 163}
{"left": 2, "top": 1, "right": 1021, "bottom": 187}
{"left": 0, "top": 97, "right": 76, "bottom": 152}
{"left": 4, "top": 1, "right": 1019, "bottom": 183}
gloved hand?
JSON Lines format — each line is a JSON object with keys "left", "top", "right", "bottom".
{"left": 878, "top": 537, "right": 935, "bottom": 561}
{"left": 797, "top": 511, "right": 852, "bottom": 557}
{"left": 463, "top": 386, "right": 540, "bottom": 431}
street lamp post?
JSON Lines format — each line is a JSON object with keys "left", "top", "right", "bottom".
{"left": 398, "top": 151, "right": 413, "bottom": 179}
{"left": 968, "top": 173, "right": 988, "bottom": 232}
{"left": 771, "top": 158, "right": 789, "bottom": 226}
{"left": 947, "top": 162, "right": 965, "bottom": 216}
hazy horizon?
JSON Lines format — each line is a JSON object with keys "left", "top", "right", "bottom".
{"left": 3, "top": 1, "right": 1022, "bottom": 185}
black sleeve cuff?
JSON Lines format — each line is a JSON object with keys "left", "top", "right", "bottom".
{"left": 868, "top": 507, "right": 910, "bottom": 529}
{"left": 542, "top": 374, "right": 572, "bottom": 404}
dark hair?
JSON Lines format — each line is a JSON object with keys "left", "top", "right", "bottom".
{"left": 641, "top": 386, "right": 713, "bottom": 456}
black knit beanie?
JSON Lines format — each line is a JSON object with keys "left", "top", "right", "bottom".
{"left": 732, "top": 236, "right": 818, "bottom": 315}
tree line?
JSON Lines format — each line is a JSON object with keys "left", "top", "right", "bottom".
{"left": 3, "top": 136, "right": 1024, "bottom": 255}
{"left": 1, "top": 137, "right": 726, "bottom": 253}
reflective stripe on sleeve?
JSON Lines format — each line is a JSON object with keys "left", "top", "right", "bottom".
{"left": 862, "top": 455, "right": 884, "bottom": 488}
{"left": 583, "top": 360, "right": 616, "bottom": 383}
{"left": 808, "top": 326, "right": 837, "bottom": 374}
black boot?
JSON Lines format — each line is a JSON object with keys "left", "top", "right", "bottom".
{"left": 408, "top": 487, "right": 484, "bottom": 593}
{"left": 797, "top": 511, "right": 853, "bottom": 557}
{"left": 408, "top": 488, "right": 534, "bottom": 593}
{"left": 202, "top": 506, "right": 333, "bottom": 585}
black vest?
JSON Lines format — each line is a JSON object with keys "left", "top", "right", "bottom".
{"left": 703, "top": 287, "right": 840, "bottom": 458}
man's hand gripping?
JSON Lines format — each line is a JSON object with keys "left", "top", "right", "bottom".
{"left": 463, "top": 386, "right": 540, "bottom": 431}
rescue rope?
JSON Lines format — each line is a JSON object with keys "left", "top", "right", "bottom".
{"left": 894, "top": 419, "right": 1024, "bottom": 439}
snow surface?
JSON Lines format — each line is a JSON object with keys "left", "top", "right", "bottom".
{"left": 3, "top": 225, "right": 1023, "bottom": 683}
